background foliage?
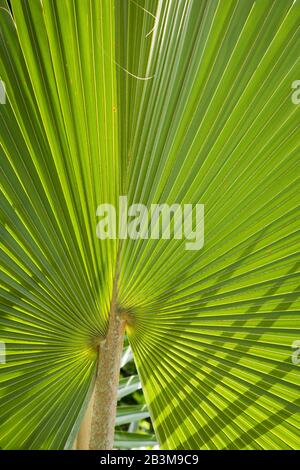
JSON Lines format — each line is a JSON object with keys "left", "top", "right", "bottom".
{"left": 114, "top": 339, "right": 157, "bottom": 449}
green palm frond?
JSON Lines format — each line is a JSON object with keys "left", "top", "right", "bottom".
{"left": 1, "top": 0, "right": 118, "bottom": 449}
{"left": 1, "top": 0, "right": 300, "bottom": 450}
{"left": 118, "top": 0, "right": 300, "bottom": 450}
{"left": 114, "top": 431, "right": 157, "bottom": 449}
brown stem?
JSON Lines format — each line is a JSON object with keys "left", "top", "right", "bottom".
{"left": 89, "top": 307, "right": 126, "bottom": 450}
{"left": 76, "top": 249, "right": 125, "bottom": 450}
{"left": 76, "top": 304, "right": 125, "bottom": 450}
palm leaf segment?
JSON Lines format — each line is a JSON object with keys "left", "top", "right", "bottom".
{"left": 1, "top": 0, "right": 300, "bottom": 449}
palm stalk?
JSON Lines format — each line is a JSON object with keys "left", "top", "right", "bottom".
{"left": 88, "top": 292, "right": 126, "bottom": 450}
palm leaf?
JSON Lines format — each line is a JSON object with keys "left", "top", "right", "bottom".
{"left": 118, "top": 374, "right": 142, "bottom": 400}
{"left": 0, "top": 0, "right": 118, "bottom": 449}
{"left": 119, "top": 0, "right": 300, "bottom": 450}
{"left": 114, "top": 431, "right": 157, "bottom": 449}
{"left": 116, "top": 405, "right": 149, "bottom": 426}
{"left": 1, "top": 0, "right": 300, "bottom": 450}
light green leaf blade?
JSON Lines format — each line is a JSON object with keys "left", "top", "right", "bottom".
{"left": 118, "top": 0, "right": 300, "bottom": 450}
{"left": 116, "top": 405, "right": 149, "bottom": 426}
{"left": 118, "top": 375, "right": 142, "bottom": 400}
{"left": 114, "top": 431, "right": 157, "bottom": 449}
{"left": 0, "top": 0, "right": 119, "bottom": 449}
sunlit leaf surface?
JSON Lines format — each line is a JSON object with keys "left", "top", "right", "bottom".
{"left": 0, "top": 0, "right": 299, "bottom": 449}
